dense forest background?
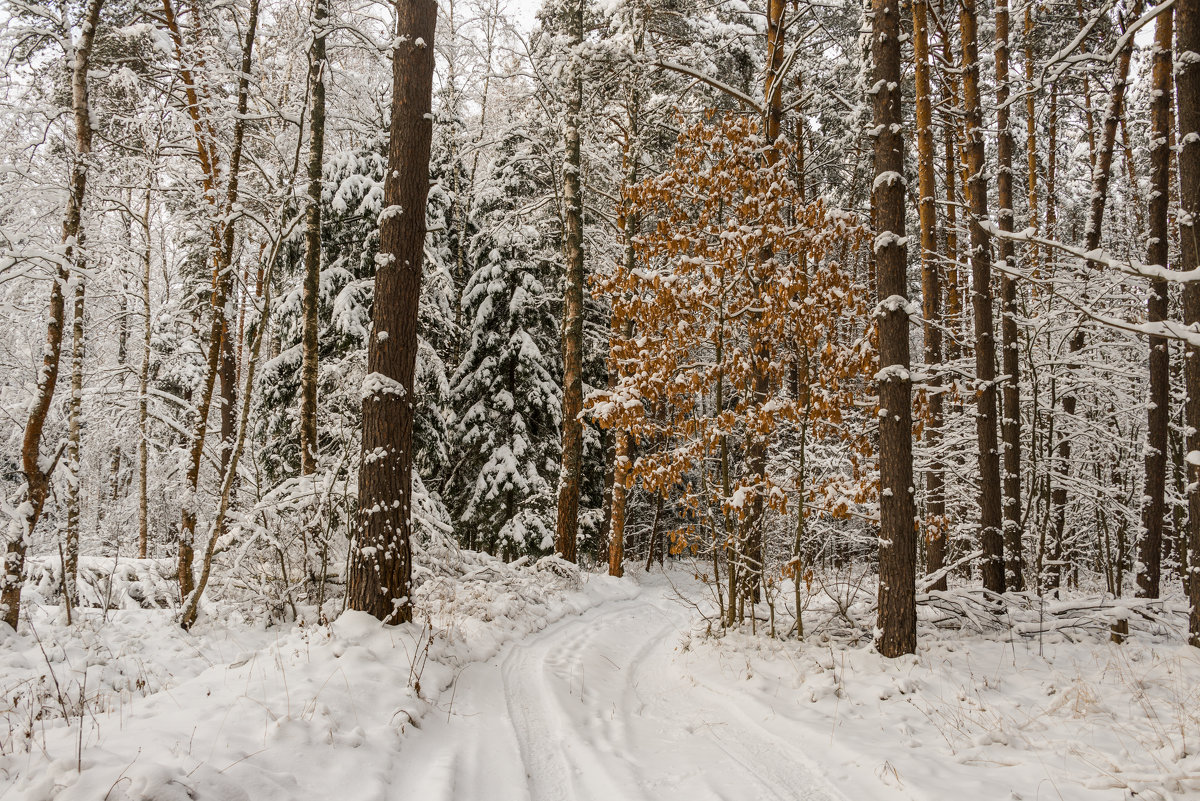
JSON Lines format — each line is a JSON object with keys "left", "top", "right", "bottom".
{"left": 0, "top": 0, "right": 1197, "bottom": 648}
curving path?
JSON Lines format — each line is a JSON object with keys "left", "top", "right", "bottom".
{"left": 399, "top": 579, "right": 851, "bottom": 801}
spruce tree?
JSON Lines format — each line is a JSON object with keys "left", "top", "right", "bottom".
{"left": 447, "top": 127, "right": 563, "bottom": 557}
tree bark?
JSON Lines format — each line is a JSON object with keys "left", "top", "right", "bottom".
{"left": 739, "top": 0, "right": 787, "bottom": 607}
{"left": 607, "top": 53, "right": 641, "bottom": 577}
{"left": 960, "top": 0, "right": 1005, "bottom": 594}
{"left": 940, "top": 28, "right": 962, "bottom": 370}
{"left": 913, "top": 0, "right": 944, "bottom": 592}
{"left": 64, "top": 275, "right": 85, "bottom": 611}
{"left": 2, "top": 0, "right": 106, "bottom": 630}
{"left": 1024, "top": 4, "right": 1039, "bottom": 283}
{"left": 347, "top": 0, "right": 437, "bottom": 623}
{"left": 1044, "top": 83, "right": 1064, "bottom": 593}
{"left": 173, "top": 0, "right": 258, "bottom": 600}
{"left": 300, "top": 0, "right": 327, "bottom": 478}
{"left": 1138, "top": 6, "right": 1173, "bottom": 600}
{"left": 996, "top": 0, "right": 1024, "bottom": 591}
{"left": 1178, "top": 0, "right": 1200, "bottom": 647}
{"left": 555, "top": 0, "right": 586, "bottom": 564}
{"left": 872, "top": 0, "right": 916, "bottom": 657}
{"left": 608, "top": 435, "right": 627, "bottom": 577}
{"left": 139, "top": 184, "right": 153, "bottom": 559}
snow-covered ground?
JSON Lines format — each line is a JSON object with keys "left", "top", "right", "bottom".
{"left": 1, "top": 559, "right": 1197, "bottom": 800}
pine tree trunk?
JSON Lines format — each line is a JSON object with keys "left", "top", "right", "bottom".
{"left": 1138, "top": 6, "right": 1173, "bottom": 600}
{"left": 1044, "top": 84, "right": 1064, "bottom": 593}
{"left": 2, "top": 0, "right": 105, "bottom": 630}
{"left": 1024, "top": 5, "right": 1039, "bottom": 283}
{"left": 872, "top": 0, "right": 916, "bottom": 657}
{"left": 347, "top": 0, "right": 437, "bottom": 623}
{"left": 555, "top": 0, "right": 586, "bottom": 564}
{"left": 1177, "top": 0, "right": 1200, "bottom": 647}
{"left": 960, "top": 0, "right": 1005, "bottom": 594}
{"left": 996, "top": 0, "right": 1024, "bottom": 591}
{"left": 913, "top": 0, "right": 944, "bottom": 592}
{"left": 941, "top": 39, "right": 962, "bottom": 370}
{"left": 300, "top": 0, "right": 327, "bottom": 479}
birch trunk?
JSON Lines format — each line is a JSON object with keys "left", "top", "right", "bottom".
{"left": 173, "top": 0, "right": 258, "bottom": 599}
{"left": 64, "top": 276, "right": 85, "bottom": 610}
{"left": 2, "top": 0, "right": 106, "bottom": 630}
{"left": 139, "top": 184, "right": 152, "bottom": 558}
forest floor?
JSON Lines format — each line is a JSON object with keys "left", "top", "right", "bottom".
{"left": 1, "top": 556, "right": 1197, "bottom": 801}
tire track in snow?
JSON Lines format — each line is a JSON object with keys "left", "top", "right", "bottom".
{"left": 395, "top": 580, "right": 853, "bottom": 801}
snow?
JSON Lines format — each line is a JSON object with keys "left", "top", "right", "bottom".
{"left": 0, "top": 550, "right": 633, "bottom": 801}
{"left": 2, "top": 567, "right": 1197, "bottom": 801}
{"left": 361, "top": 371, "right": 406, "bottom": 401}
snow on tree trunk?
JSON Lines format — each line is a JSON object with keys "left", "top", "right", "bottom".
{"left": 347, "top": 0, "right": 438, "bottom": 623}
{"left": 2, "top": 0, "right": 105, "bottom": 631}
{"left": 872, "top": 0, "right": 917, "bottom": 658}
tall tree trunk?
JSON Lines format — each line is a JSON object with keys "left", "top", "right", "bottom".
{"left": 1023, "top": 4, "right": 1039, "bottom": 283}
{"left": 995, "top": 0, "right": 1024, "bottom": 591}
{"left": 2, "top": 0, "right": 105, "bottom": 630}
{"left": 1043, "top": 83, "right": 1064, "bottom": 593}
{"left": 300, "top": 0, "right": 327, "bottom": 479}
{"left": 1138, "top": 6, "right": 1173, "bottom": 600}
{"left": 913, "top": 0, "right": 944, "bottom": 591}
{"left": 873, "top": 0, "right": 916, "bottom": 657}
{"left": 646, "top": 492, "right": 663, "bottom": 571}
{"left": 139, "top": 183, "right": 153, "bottom": 559}
{"left": 175, "top": 0, "right": 258, "bottom": 600}
{"left": 961, "top": 0, "right": 1005, "bottom": 594}
{"left": 64, "top": 277, "right": 85, "bottom": 611}
{"left": 601, "top": 13, "right": 643, "bottom": 564}
{"left": 607, "top": 50, "right": 641, "bottom": 578}
{"left": 941, "top": 32, "right": 963, "bottom": 369}
{"left": 1178, "top": 0, "right": 1200, "bottom": 647}
{"left": 740, "top": 0, "right": 787, "bottom": 606}
{"left": 181, "top": 250, "right": 284, "bottom": 627}
{"left": 555, "top": 0, "right": 586, "bottom": 564}
{"left": 347, "top": 0, "right": 437, "bottom": 623}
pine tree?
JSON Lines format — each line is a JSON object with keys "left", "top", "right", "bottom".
{"left": 347, "top": 0, "right": 438, "bottom": 624}
{"left": 447, "top": 128, "right": 563, "bottom": 557}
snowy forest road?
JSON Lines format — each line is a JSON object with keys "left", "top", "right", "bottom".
{"left": 399, "top": 579, "right": 852, "bottom": 801}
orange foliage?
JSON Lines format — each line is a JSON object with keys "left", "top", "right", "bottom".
{"left": 591, "top": 114, "right": 875, "bottom": 546}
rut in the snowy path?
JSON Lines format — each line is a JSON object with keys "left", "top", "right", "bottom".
{"left": 399, "top": 581, "right": 851, "bottom": 801}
